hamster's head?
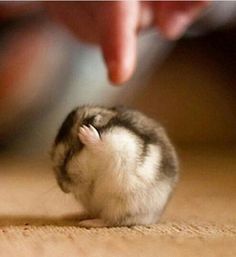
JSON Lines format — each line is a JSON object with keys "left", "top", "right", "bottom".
{"left": 51, "top": 106, "right": 117, "bottom": 193}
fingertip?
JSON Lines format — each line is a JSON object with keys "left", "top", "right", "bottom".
{"left": 103, "top": 28, "right": 137, "bottom": 85}
{"left": 107, "top": 57, "right": 136, "bottom": 85}
{"left": 102, "top": 32, "right": 137, "bottom": 85}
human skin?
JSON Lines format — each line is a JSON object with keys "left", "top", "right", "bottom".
{"left": 0, "top": 1, "right": 209, "bottom": 87}
{"left": 44, "top": 1, "right": 209, "bottom": 84}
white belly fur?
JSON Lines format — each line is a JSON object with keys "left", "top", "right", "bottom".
{"left": 67, "top": 127, "right": 170, "bottom": 225}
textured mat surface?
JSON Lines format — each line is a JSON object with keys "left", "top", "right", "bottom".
{"left": 0, "top": 146, "right": 236, "bottom": 256}
{"left": 0, "top": 222, "right": 235, "bottom": 257}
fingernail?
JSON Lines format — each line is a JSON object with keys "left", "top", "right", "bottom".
{"left": 165, "top": 13, "right": 192, "bottom": 40}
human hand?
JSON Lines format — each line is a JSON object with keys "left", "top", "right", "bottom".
{"left": 45, "top": 1, "right": 209, "bottom": 84}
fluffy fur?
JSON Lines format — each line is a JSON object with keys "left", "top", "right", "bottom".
{"left": 51, "top": 106, "right": 179, "bottom": 227}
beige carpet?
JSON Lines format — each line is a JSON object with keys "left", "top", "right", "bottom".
{"left": 0, "top": 146, "right": 235, "bottom": 257}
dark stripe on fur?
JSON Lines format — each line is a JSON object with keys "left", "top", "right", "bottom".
{"left": 55, "top": 108, "right": 78, "bottom": 145}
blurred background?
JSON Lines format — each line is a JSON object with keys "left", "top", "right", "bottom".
{"left": 0, "top": 1, "right": 235, "bottom": 158}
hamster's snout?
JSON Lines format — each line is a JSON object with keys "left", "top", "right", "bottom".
{"left": 56, "top": 174, "right": 71, "bottom": 193}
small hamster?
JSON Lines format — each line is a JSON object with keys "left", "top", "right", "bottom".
{"left": 51, "top": 106, "right": 179, "bottom": 228}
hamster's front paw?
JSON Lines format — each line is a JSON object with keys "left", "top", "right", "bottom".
{"left": 78, "top": 219, "right": 108, "bottom": 228}
{"left": 78, "top": 125, "right": 100, "bottom": 147}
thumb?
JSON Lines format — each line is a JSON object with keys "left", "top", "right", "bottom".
{"left": 153, "top": 1, "right": 209, "bottom": 40}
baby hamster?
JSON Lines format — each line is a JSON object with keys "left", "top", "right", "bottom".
{"left": 51, "top": 106, "right": 179, "bottom": 227}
